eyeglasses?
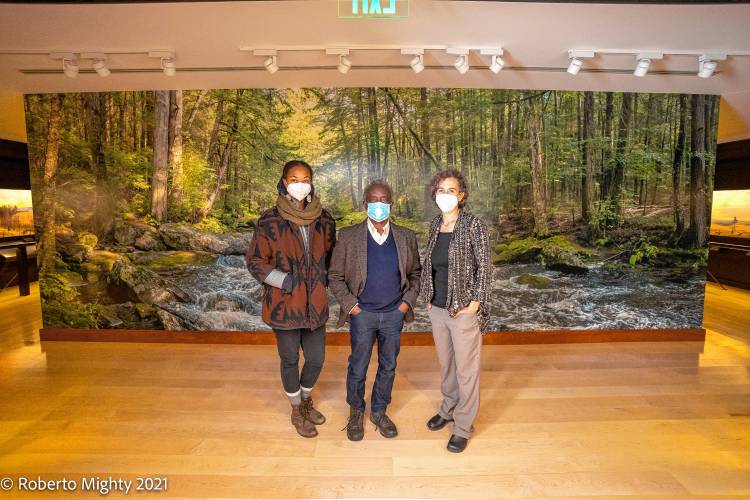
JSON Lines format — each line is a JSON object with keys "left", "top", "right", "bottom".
{"left": 435, "top": 187, "right": 461, "bottom": 195}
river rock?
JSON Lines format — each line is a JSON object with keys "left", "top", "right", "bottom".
{"left": 108, "top": 259, "right": 185, "bottom": 306}
{"left": 516, "top": 273, "right": 553, "bottom": 289}
{"left": 113, "top": 219, "right": 166, "bottom": 251}
{"left": 156, "top": 309, "right": 185, "bottom": 330}
{"left": 159, "top": 223, "right": 252, "bottom": 255}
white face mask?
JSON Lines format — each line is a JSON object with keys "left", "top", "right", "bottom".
{"left": 286, "top": 182, "right": 312, "bottom": 201}
{"left": 435, "top": 193, "right": 459, "bottom": 213}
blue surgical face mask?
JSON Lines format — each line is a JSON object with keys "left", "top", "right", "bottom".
{"left": 367, "top": 202, "right": 390, "bottom": 222}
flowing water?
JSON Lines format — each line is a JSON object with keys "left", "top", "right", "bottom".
{"left": 154, "top": 255, "right": 706, "bottom": 332}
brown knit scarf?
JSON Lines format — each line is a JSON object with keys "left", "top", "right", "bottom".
{"left": 276, "top": 193, "right": 322, "bottom": 226}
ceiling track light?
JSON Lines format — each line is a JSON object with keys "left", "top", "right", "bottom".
{"left": 325, "top": 48, "right": 351, "bottom": 74}
{"left": 81, "top": 52, "right": 109, "bottom": 77}
{"left": 264, "top": 55, "right": 279, "bottom": 74}
{"left": 49, "top": 52, "right": 78, "bottom": 78}
{"left": 148, "top": 50, "right": 176, "bottom": 76}
{"left": 253, "top": 49, "right": 279, "bottom": 74}
{"left": 447, "top": 48, "right": 470, "bottom": 74}
{"left": 62, "top": 57, "right": 79, "bottom": 78}
{"left": 634, "top": 58, "right": 651, "bottom": 77}
{"left": 479, "top": 48, "right": 505, "bottom": 74}
{"left": 698, "top": 53, "right": 726, "bottom": 78}
{"left": 567, "top": 49, "right": 595, "bottom": 75}
{"left": 401, "top": 48, "right": 424, "bottom": 73}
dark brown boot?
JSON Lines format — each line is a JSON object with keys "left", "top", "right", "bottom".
{"left": 291, "top": 403, "right": 318, "bottom": 438}
{"left": 301, "top": 396, "right": 326, "bottom": 425}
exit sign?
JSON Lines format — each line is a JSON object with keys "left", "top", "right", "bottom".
{"left": 338, "top": 0, "right": 409, "bottom": 19}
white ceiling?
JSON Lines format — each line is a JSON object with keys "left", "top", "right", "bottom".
{"left": 0, "top": 0, "right": 749, "bottom": 95}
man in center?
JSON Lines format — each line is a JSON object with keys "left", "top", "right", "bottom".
{"left": 329, "top": 180, "right": 422, "bottom": 441}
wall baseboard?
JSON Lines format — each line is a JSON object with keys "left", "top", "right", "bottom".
{"left": 39, "top": 327, "right": 706, "bottom": 345}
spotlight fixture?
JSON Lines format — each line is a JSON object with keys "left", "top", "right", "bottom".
{"left": 633, "top": 51, "right": 663, "bottom": 77}
{"left": 50, "top": 52, "right": 79, "bottom": 78}
{"left": 264, "top": 55, "right": 279, "bottom": 74}
{"left": 148, "top": 50, "right": 176, "bottom": 76}
{"left": 480, "top": 48, "right": 505, "bottom": 74}
{"left": 410, "top": 54, "right": 424, "bottom": 73}
{"left": 698, "top": 53, "right": 725, "bottom": 78}
{"left": 253, "top": 49, "right": 279, "bottom": 74}
{"left": 447, "top": 48, "right": 470, "bottom": 74}
{"left": 63, "top": 57, "right": 79, "bottom": 78}
{"left": 338, "top": 54, "right": 352, "bottom": 74}
{"left": 401, "top": 48, "right": 425, "bottom": 73}
{"left": 634, "top": 58, "right": 650, "bottom": 77}
{"left": 567, "top": 57, "right": 583, "bottom": 75}
{"left": 325, "top": 48, "right": 352, "bottom": 74}
{"left": 566, "top": 49, "right": 595, "bottom": 75}
{"left": 84, "top": 53, "right": 110, "bottom": 77}
{"left": 161, "top": 57, "right": 176, "bottom": 76}
{"left": 454, "top": 55, "right": 469, "bottom": 74}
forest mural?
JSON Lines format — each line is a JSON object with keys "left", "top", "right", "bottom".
{"left": 24, "top": 88, "right": 719, "bottom": 332}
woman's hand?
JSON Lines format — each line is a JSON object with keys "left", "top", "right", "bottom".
{"left": 398, "top": 302, "right": 410, "bottom": 314}
{"left": 456, "top": 301, "right": 480, "bottom": 316}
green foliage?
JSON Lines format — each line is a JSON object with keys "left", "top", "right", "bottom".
{"left": 194, "top": 214, "right": 233, "bottom": 234}
{"left": 77, "top": 231, "right": 98, "bottom": 248}
{"left": 628, "top": 241, "right": 659, "bottom": 267}
{"left": 40, "top": 272, "right": 103, "bottom": 328}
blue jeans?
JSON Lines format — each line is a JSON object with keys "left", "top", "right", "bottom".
{"left": 346, "top": 307, "right": 405, "bottom": 413}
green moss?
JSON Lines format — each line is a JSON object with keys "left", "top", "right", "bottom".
{"left": 133, "top": 251, "right": 217, "bottom": 270}
{"left": 516, "top": 273, "right": 553, "bottom": 289}
{"left": 493, "top": 235, "right": 586, "bottom": 264}
{"left": 78, "top": 231, "right": 98, "bottom": 248}
{"left": 42, "top": 300, "right": 103, "bottom": 329}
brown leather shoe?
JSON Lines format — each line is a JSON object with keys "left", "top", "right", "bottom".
{"left": 291, "top": 403, "right": 318, "bottom": 438}
{"left": 301, "top": 396, "right": 326, "bottom": 425}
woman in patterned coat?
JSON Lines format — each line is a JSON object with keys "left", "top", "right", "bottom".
{"left": 245, "top": 160, "right": 336, "bottom": 438}
{"left": 418, "top": 169, "right": 492, "bottom": 453}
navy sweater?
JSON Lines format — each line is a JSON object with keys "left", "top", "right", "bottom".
{"left": 357, "top": 229, "right": 402, "bottom": 312}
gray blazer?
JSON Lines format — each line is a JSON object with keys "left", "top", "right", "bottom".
{"left": 329, "top": 220, "right": 422, "bottom": 328}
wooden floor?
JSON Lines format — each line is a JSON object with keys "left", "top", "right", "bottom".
{"left": 0, "top": 282, "right": 748, "bottom": 499}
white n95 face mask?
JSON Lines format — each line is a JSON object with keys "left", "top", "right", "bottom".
{"left": 435, "top": 193, "right": 459, "bottom": 213}
{"left": 286, "top": 182, "right": 312, "bottom": 201}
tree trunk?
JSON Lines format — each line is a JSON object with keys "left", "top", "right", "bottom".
{"left": 672, "top": 94, "right": 688, "bottom": 235}
{"left": 524, "top": 91, "right": 549, "bottom": 238}
{"left": 39, "top": 94, "right": 64, "bottom": 276}
{"left": 168, "top": 89, "right": 184, "bottom": 217}
{"left": 683, "top": 94, "right": 707, "bottom": 248}
{"left": 150, "top": 90, "right": 170, "bottom": 221}
{"left": 581, "top": 91, "right": 595, "bottom": 229}
{"left": 607, "top": 92, "right": 633, "bottom": 223}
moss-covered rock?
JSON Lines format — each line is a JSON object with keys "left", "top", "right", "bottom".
{"left": 493, "top": 235, "right": 590, "bottom": 274}
{"left": 108, "top": 258, "right": 188, "bottom": 306}
{"left": 130, "top": 250, "right": 217, "bottom": 271}
{"left": 159, "top": 223, "right": 252, "bottom": 255}
{"left": 516, "top": 273, "right": 553, "bottom": 289}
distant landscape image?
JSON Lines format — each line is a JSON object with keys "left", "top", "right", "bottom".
{"left": 25, "top": 89, "right": 718, "bottom": 333}
{"left": 710, "top": 190, "right": 750, "bottom": 239}
{"left": 0, "top": 189, "right": 34, "bottom": 238}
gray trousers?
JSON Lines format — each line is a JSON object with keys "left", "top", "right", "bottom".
{"left": 428, "top": 305, "right": 482, "bottom": 439}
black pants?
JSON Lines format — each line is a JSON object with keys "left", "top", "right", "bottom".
{"left": 273, "top": 325, "right": 326, "bottom": 393}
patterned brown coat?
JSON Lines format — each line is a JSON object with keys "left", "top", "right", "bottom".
{"left": 245, "top": 206, "right": 336, "bottom": 331}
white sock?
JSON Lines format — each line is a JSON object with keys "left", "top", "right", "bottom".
{"left": 285, "top": 389, "right": 301, "bottom": 406}
{"left": 301, "top": 385, "right": 313, "bottom": 400}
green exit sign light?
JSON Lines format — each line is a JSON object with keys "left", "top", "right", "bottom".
{"left": 339, "top": 0, "right": 409, "bottom": 19}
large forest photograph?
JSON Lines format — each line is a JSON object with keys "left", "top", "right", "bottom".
{"left": 24, "top": 88, "right": 719, "bottom": 333}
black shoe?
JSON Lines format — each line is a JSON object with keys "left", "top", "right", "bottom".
{"left": 342, "top": 407, "right": 364, "bottom": 441}
{"left": 427, "top": 413, "right": 452, "bottom": 431}
{"left": 370, "top": 411, "right": 398, "bottom": 438}
{"left": 447, "top": 434, "right": 468, "bottom": 453}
